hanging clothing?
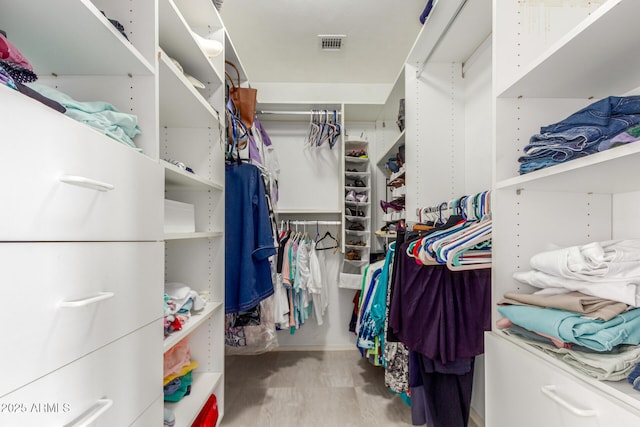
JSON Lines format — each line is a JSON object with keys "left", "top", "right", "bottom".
{"left": 308, "top": 243, "right": 329, "bottom": 325}
{"left": 225, "top": 162, "right": 276, "bottom": 314}
{"left": 389, "top": 244, "right": 491, "bottom": 364}
{"left": 409, "top": 351, "right": 475, "bottom": 427}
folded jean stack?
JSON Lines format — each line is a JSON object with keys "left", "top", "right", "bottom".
{"left": 519, "top": 96, "right": 640, "bottom": 174}
{"left": 496, "top": 240, "right": 640, "bottom": 385}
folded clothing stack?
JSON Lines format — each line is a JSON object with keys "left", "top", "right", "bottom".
{"left": 498, "top": 239, "right": 640, "bottom": 382}
{"left": 520, "top": 96, "right": 640, "bottom": 174}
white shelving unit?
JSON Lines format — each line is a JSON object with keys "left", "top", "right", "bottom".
{"left": 159, "top": 0, "right": 226, "bottom": 425}
{"left": 487, "top": 0, "right": 640, "bottom": 425}
{"left": 0, "top": 1, "right": 164, "bottom": 426}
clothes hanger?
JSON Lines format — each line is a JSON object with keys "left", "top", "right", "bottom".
{"left": 315, "top": 230, "right": 339, "bottom": 250}
{"left": 446, "top": 232, "right": 492, "bottom": 271}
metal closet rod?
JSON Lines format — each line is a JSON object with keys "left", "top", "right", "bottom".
{"left": 285, "top": 220, "right": 342, "bottom": 226}
{"left": 257, "top": 110, "right": 342, "bottom": 115}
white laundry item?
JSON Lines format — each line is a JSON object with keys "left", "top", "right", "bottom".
{"left": 530, "top": 240, "right": 640, "bottom": 282}
{"left": 295, "top": 240, "right": 312, "bottom": 314}
{"left": 165, "top": 282, "right": 206, "bottom": 312}
{"left": 513, "top": 270, "right": 640, "bottom": 307}
{"left": 309, "top": 244, "right": 328, "bottom": 325}
{"left": 270, "top": 258, "right": 290, "bottom": 328}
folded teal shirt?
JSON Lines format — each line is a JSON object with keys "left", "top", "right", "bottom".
{"left": 498, "top": 305, "right": 640, "bottom": 352}
{"left": 26, "top": 82, "right": 142, "bottom": 150}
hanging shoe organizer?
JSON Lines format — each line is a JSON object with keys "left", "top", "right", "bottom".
{"left": 340, "top": 139, "right": 371, "bottom": 289}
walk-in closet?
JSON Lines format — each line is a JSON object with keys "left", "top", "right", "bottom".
{"left": 2, "top": 1, "right": 640, "bottom": 426}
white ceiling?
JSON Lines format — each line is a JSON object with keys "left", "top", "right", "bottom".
{"left": 220, "top": 0, "right": 429, "bottom": 84}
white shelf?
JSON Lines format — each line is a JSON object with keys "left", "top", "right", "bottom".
{"left": 224, "top": 29, "right": 250, "bottom": 84}
{"left": 158, "top": 0, "right": 224, "bottom": 90}
{"left": 0, "top": 0, "right": 154, "bottom": 76}
{"left": 174, "top": 0, "right": 223, "bottom": 33}
{"left": 165, "top": 372, "right": 223, "bottom": 427}
{"left": 344, "top": 230, "right": 369, "bottom": 237}
{"left": 407, "top": 0, "right": 492, "bottom": 66}
{"left": 163, "top": 160, "right": 224, "bottom": 191}
{"left": 392, "top": 185, "right": 407, "bottom": 198}
{"left": 345, "top": 215, "right": 370, "bottom": 221}
{"left": 495, "top": 142, "right": 640, "bottom": 194}
{"left": 164, "top": 302, "right": 223, "bottom": 352}
{"left": 345, "top": 186, "right": 371, "bottom": 191}
{"left": 498, "top": 0, "right": 640, "bottom": 99}
{"left": 345, "top": 171, "right": 371, "bottom": 178}
{"left": 345, "top": 244, "right": 370, "bottom": 250}
{"left": 165, "top": 232, "right": 224, "bottom": 240}
{"left": 344, "top": 156, "right": 370, "bottom": 163}
{"left": 377, "top": 130, "right": 405, "bottom": 168}
{"left": 344, "top": 201, "right": 371, "bottom": 206}
{"left": 159, "top": 51, "right": 221, "bottom": 128}
{"left": 389, "top": 166, "right": 406, "bottom": 181}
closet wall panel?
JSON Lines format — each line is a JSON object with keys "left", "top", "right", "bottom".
{"left": 405, "top": 62, "right": 466, "bottom": 222}
{"left": 267, "top": 122, "right": 341, "bottom": 213}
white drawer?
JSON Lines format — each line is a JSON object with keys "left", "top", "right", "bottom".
{"left": 0, "top": 321, "right": 161, "bottom": 427}
{"left": 0, "top": 87, "right": 162, "bottom": 241}
{"left": 486, "top": 332, "right": 640, "bottom": 427}
{"left": 0, "top": 242, "right": 163, "bottom": 397}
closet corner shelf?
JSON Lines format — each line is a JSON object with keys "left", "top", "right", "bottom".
{"left": 388, "top": 166, "right": 406, "bottom": 182}
{"left": 164, "top": 371, "right": 223, "bottom": 427}
{"left": 344, "top": 139, "right": 369, "bottom": 145}
{"left": 159, "top": 51, "right": 221, "bottom": 128}
{"left": 163, "top": 160, "right": 223, "bottom": 191}
{"left": 1, "top": 0, "right": 154, "bottom": 76}
{"left": 172, "top": 0, "right": 224, "bottom": 34}
{"left": 224, "top": 28, "right": 250, "bottom": 84}
{"left": 345, "top": 186, "right": 371, "bottom": 191}
{"left": 164, "top": 302, "right": 223, "bottom": 353}
{"left": 376, "top": 130, "right": 406, "bottom": 167}
{"left": 496, "top": 0, "right": 640, "bottom": 99}
{"left": 165, "top": 231, "right": 223, "bottom": 240}
{"left": 159, "top": 0, "right": 224, "bottom": 93}
{"left": 495, "top": 142, "right": 640, "bottom": 194}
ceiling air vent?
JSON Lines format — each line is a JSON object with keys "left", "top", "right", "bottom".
{"left": 319, "top": 35, "right": 346, "bottom": 51}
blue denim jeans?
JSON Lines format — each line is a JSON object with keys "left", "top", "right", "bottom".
{"left": 519, "top": 96, "right": 640, "bottom": 174}
{"left": 540, "top": 96, "right": 640, "bottom": 134}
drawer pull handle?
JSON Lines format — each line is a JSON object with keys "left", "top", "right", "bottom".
{"left": 541, "top": 385, "right": 596, "bottom": 417}
{"left": 59, "top": 175, "right": 115, "bottom": 192}
{"left": 59, "top": 292, "right": 115, "bottom": 308}
{"left": 64, "top": 398, "right": 113, "bottom": 427}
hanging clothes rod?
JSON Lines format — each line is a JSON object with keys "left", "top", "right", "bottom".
{"left": 257, "top": 110, "right": 342, "bottom": 116}
{"left": 285, "top": 220, "right": 342, "bottom": 226}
